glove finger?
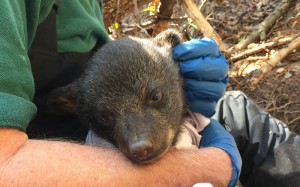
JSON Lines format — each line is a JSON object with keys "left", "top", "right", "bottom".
{"left": 184, "top": 79, "right": 227, "bottom": 101}
{"left": 173, "top": 38, "right": 219, "bottom": 61}
{"left": 187, "top": 99, "right": 217, "bottom": 117}
{"left": 179, "top": 52, "right": 229, "bottom": 81}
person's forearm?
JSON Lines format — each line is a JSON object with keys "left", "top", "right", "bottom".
{"left": 0, "top": 128, "right": 231, "bottom": 186}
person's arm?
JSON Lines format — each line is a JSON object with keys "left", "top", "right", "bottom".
{"left": 0, "top": 0, "right": 53, "bottom": 131}
{"left": 0, "top": 128, "right": 232, "bottom": 187}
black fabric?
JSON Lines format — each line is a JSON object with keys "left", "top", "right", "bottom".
{"left": 26, "top": 7, "right": 92, "bottom": 140}
{"left": 213, "top": 91, "right": 300, "bottom": 187}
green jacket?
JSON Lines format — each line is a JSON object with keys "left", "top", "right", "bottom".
{"left": 0, "top": 0, "right": 110, "bottom": 131}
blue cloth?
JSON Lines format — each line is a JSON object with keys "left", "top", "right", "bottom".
{"left": 172, "top": 38, "right": 229, "bottom": 117}
{"left": 200, "top": 119, "right": 242, "bottom": 187}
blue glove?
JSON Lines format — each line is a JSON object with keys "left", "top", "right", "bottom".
{"left": 200, "top": 118, "right": 242, "bottom": 187}
{"left": 172, "top": 38, "right": 229, "bottom": 117}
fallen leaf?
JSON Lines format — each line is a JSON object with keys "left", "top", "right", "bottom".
{"left": 276, "top": 67, "right": 285, "bottom": 73}
{"left": 284, "top": 72, "right": 293, "bottom": 79}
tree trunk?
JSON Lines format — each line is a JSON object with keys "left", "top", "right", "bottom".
{"left": 152, "top": 0, "right": 177, "bottom": 36}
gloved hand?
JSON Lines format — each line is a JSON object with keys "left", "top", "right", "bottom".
{"left": 172, "top": 38, "right": 229, "bottom": 117}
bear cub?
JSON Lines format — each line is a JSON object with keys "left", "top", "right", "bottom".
{"left": 50, "top": 29, "right": 186, "bottom": 163}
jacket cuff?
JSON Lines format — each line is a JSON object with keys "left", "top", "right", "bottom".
{"left": 200, "top": 118, "right": 242, "bottom": 187}
{"left": 0, "top": 93, "right": 37, "bottom": 131}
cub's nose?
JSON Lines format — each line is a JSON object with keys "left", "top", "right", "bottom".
{"left": 129, "top": 140, "right": 153, "bottom": 161}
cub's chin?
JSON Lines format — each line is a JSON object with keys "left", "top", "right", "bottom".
{"left": 120, "top": 144, "right": 172, "bottom": 164}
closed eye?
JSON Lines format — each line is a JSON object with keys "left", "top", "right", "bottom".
{"left": 98, "top": 111, "right": 115, "bottom": 126}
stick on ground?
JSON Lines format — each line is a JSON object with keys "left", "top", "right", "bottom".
{"left": 249, "top": 36, "right": 300, "bottom": 90}
{"left": 227, "top": 0, "right": 292, "bottom": 54}
{"left": 181, "top": 0, "right": 227, "bottom": 51}
{"left": 229, "top": 36, "right": 297, "bottom": 62}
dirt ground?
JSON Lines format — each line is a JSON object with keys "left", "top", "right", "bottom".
{"left": 221, "top": 0, "right": 300, "bottom": 134}
{"left": 184, "top": 0, "right": 300, "bottom": 134}
{"left": 108, "top": 0, "right": 300, "bottom": 134}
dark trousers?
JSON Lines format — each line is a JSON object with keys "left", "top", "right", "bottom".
{"left": 213, "top": 91, "right": 300, "bottom": 187}
{"left": 26, "top": 7, "right": 92, "bottom": 140}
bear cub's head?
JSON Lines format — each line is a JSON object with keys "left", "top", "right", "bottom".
{"left": 49, "top": 29, "right": 186, "bottom": 163}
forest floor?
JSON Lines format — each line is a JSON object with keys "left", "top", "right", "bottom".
{"left": 180, "top": 0, "right": 300, "bottom": 134}
{"left": 214, "top": 0, "right": 300, "bottom": 134}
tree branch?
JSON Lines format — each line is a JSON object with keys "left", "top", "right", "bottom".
{"left": 229, "top": 36, "right": 298, "bottom": 62}
{"left": 248, "top": 36, "right": 300, "bottom": 90}
{"left": 227, "top": 0, "right": 292, "bottom": 54}
{"left": 180, "top": 0, "right": 227, "bottom": 51}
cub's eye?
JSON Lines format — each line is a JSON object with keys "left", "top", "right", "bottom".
{"left": 98, "top": 112, "right": 115, "bottom": 125}
{"left": 150, "top": 89, "right": 163, "bottom": 102}
{"left": 101, "top": 113, "right": 112, "bottom": 121}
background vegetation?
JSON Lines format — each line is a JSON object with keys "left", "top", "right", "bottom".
{"left": 102, "top": 0, "right": 300, "bottom": 134}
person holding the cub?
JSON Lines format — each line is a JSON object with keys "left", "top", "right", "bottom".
{"left": 0, "top": 1, "right": 299, "bottom": 187}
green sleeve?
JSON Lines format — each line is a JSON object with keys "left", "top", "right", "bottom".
{"left": 57, "top": 0, "right": 111, "bottom": 52}
{"left": 0, "top": 0, "right": 54, "bottom": 131}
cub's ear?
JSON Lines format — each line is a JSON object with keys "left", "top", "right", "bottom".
{"left": 47, "top": 84, "right": 77, "bottom": 114}
{"left": 153, "top": 29, "right": 182, "bottom": 48}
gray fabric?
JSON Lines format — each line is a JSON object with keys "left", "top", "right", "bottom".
{"left": 213, "top": 91, "right": 300, "bottom": 187}
{"left": 86, "top": 130, "right": 115, "bottom": 148}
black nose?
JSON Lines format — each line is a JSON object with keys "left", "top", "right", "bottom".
{"left": 129, "top": 140, "right": 153, "bottom": 161}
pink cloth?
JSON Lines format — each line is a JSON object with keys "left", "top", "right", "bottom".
{"left": 175, "top": 111, "right": 210, "bottom": 149}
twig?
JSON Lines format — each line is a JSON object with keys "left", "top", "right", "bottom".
{"left": 231, "top": 77, "right": 244, "bottom": 86}
{"left": 114, "top": 0, "right": 121, "bottom": 24}
{"left": 227, "top": 0, "right": 292, "bottom": 54}
{"left": 198, "top": 0, "right": 207, "bottom": 9}
{"left": 266, "top": 102, "right": 294, "bottom": 112}
{"left": 229, "top": 36, "right": 297, "bottom": 63}
{"left": 285, "top": 110, "right": 300, "bottom": 114}
{"left": 288, "top": 116, "right": 300, "bottom": 125}
{"left": 156, "top": 14, "right": 189, "bottom": 21}
{"left": 248, "top": 36, "right": 300, "bottom": 90}
{"left": 180, "top": 0, "right": 227, "bottom": 51}
{"left": 133, "top": 0, "right": 138, "bottom": 14}
{"left": 265, "top": 83, "right": 280, "bottom": 110}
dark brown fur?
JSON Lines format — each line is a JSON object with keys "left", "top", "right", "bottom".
{"left": 49, "top": 30, "right": 186, "bottom": 163}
